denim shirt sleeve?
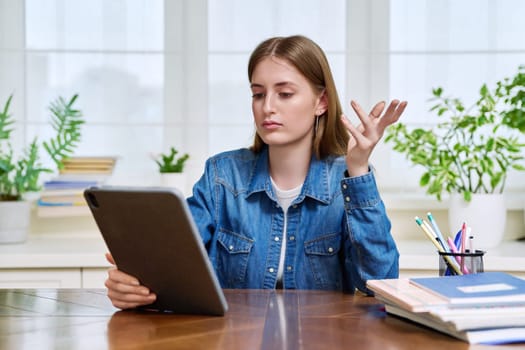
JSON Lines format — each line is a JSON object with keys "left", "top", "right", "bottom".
{"left": 186, "top": 158, "right": 217, "bottom": 247}
{"left": 341, "top": 170, "right": 399, "bottom": 294}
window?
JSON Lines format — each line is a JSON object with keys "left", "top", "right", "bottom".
{"left": 382, "top": 0, "right": 525, "bottom": 192}
{"left": 0, "top": 0, "right": 523, "bottom": 194}
{"left": 207, "top": 0, "right": 347, "bottom": 153}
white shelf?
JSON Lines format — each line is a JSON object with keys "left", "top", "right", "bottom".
{"left": 397, "top": 239, "right": 525, "bottom": 275}
{"left": 381, "top": 192, "right": 525, "bottom": 211}
{"left": 0, "top": 235, "right": 523, "bottom": 278}
{"left": 0, "top": 235, "right": 109, "bottom": 269}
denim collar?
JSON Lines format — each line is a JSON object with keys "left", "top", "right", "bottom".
{"left": 246, "top": 146, "right": 332, "bottom": 205}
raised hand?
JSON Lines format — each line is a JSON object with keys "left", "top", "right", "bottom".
{"left": 340, "top": 99, "right": 407, "bottom": 177}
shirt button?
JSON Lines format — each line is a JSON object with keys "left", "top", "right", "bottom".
{"left": 289, "top": 236, "right": 295, "bottom": 241}
{"left": 328, "top": 247, "right": 334, "bottom": 253}
{"left": 229, "top": 245, "right": 234, "bottom": 251}
{"left": 345, "top": 196, "right": 351, "bottom": 202}
{"left": 292, "top": 204, "right": 297, "bottom": 209}
{"left": 342, "top": 183, "right": 348, "bottom": 190}
{"left": 287, "top": 266, "right": 292, "bottom": 271}
{"left": 274, "top": 236, "right": 280, "bottom": 242}
{"left": 269, "top": 268, "right": 275, "bottom": 273}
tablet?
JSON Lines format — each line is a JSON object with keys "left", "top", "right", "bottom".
{"left": 84, "top": 186, "right": 228, "bottom": 316}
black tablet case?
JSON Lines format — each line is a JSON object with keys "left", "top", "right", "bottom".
{"left": 84, "top": 186, "right": 228, "bottom": 316}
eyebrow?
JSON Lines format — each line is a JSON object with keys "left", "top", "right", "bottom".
{"left": 250, "top": 81, "right": 297, "bottom": 89}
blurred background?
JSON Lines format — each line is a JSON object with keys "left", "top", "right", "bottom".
{"left": 1, "top": 0, "right": 524, "bottom": 195}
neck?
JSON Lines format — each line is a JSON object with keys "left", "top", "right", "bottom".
{"left": 268, "top": 144, "right": 311, "bottom": 190}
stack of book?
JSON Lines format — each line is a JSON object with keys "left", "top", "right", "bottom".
{"left": 59, "top": 157, "right": 117, "bottom": 176}
{"left": 367, "top": 272, "right": 525, "bottom": 345}
{"left": 37, "top": 157, "right": 117, "bottom": 217}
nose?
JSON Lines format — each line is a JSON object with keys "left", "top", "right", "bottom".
{"left": 262, "top": 93, "right": 275, "bottom": 115}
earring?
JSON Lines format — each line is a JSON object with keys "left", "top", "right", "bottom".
{"left": 315, "top": 115, "right": 320, "bottom": 134}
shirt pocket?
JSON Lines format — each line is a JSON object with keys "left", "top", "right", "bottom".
{"left": 216, "top": 229, "right": 254, "bottom": 288}
{"left": 304, "top": 233, "right": 343, "bottom": 290}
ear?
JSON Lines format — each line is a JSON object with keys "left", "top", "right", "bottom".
{"left": 315, "top": 91, "right": 328, "bottom": 116}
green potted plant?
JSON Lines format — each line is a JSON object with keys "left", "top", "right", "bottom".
{"left": 155, "top": 146, "right": 190, "bottom": 194}
{"left": 0, "top": 94, "right": 84, "bottom": 243}
{"left": 384, "top": 65, "right": 525, "bottom": 248}
{"left": 155, "top": 146, "right": 189, "bottom": 174}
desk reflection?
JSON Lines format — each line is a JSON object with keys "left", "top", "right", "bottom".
{"left": 2, "top": 289, "right": 513, "bottom": 349}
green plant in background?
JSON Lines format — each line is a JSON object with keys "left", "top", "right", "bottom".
{"left": 0, "top": 94, "right": 84, "bottom": 201}
{"left": 43, "top": 94, "right": 84, "bottom": 170}
{"left": 155, "top": 146, "right": 189, "bottom": 173}
{"left": 385, "top": 65, "right": 525, "bottom": 202}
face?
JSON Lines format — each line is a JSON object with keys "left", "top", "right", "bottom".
{"left": 250, "top": 56, "right": 325, "bottom": 150}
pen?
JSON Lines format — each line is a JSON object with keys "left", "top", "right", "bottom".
{"left": 420, "top": 216, "right": 449, "bottom": 254}
{"left": 453, "top": 229, "right": 462, "bottom": 251}
{"left": 447, "top": 237, "right": 469, "bottom": 274}
{"left": 460, "top": 222, "right": 467, "bottom": 273}
{"left": 415, "top": 216, "right": 436, "bottom": 243}
{"left": 415, "top": 217, "right": 462, "bottom": 275}
{"left": 427, "top": 212, "right": 448, "bottom": 252}
{"left": 468, "top": 232, "right": 475, "bottom": 273}
{"left": 422, "top": 219, "right": 447, "bottom": 252}
{"left": 468, "top": 234, "right": 475, "bottom": 254}
{"left": 460, "top": 222, "right": 467, "bottom": 254}
{"left": 422, "top": 219, "right": 438, "bottom": 239}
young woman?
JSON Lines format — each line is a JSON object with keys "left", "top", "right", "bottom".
{"left": 105, "top": 35, "right": 407, "bottom": 309}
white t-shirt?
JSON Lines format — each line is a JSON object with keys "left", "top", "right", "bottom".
{"left": 270, "top": 177, "right": 302, "bottom": 286}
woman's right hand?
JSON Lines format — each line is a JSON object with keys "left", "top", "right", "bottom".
{"left": 105, "top": 253, "right": 157, "bottom": 309}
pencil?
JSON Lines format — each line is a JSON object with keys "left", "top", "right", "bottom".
{"left": 460, "top": 222, "right": 467, "bottom": 272}
{"left": 427, "top": 212, "right": 448, "bottom": 252}
{"left": 446, "top": 236, "right": 470, "bottom": 274}
{"left": 460, "top": 222, "right": 467, "bottom": 253}
{"left": 415, "top": 217, "right": 462, "bottom": 275}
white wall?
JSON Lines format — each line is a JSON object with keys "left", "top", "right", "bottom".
{"left": 1, "top": 0, "right": 524, "bottom": 207}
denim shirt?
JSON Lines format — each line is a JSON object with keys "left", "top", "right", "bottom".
{"left": 187, "top": 147, "right": 399, "bottom": 293}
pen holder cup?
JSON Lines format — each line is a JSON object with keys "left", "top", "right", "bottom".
{"left": 438, "top": 250, "right": 485, "bottom": 276}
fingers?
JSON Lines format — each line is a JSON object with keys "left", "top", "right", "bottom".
{"left": 342, "top": 98, "right": 407, "bottom": 178}
{"left": 107, "top": 266, "right": 141, "bottom": 286}
{"left": 349, "top": 99, "right": 407, "bottom": 130}
{"left": 107, "top": 288, "right": 156, "bottom": 310}
{"left": 105, "top": 252, "right": 116, "bottom": 266}
{"left": 340, "top": 114, "right": 367, "bottom": 145}
{"left": 105, "top": 267, "right": 156, "bottom": 309}
{"left": 342, "top": 98, "right": 408, "bottom": 148}
{"left": 350, "top": 100, "right": 386, "bottom": 123}
{"left": 369, "top": 101, "right": 387, "bottom": 118}
{"left": 379, "top": 100, "right": 408, "bottom": 127}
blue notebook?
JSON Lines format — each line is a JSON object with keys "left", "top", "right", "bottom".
{"left": 410, "top": 272, "right": 525, "bottom": 307}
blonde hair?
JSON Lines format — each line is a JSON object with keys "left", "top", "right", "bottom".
{"left": 248, "top": 35, "right": 348, "bottom": 159}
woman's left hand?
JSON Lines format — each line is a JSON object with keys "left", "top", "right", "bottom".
{"left": 340, "top": 99, "right": 407, "bottom": 177}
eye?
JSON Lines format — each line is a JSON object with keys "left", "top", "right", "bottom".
{"left": 279, "top": 92, "right": 293, "bottom": 98}
{"left": 251, "top": 92, "right": 265, "bottom": 99}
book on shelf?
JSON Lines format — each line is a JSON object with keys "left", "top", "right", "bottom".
{"left": 36, "top": 189, "right": 90, "bottom": 217}
{"left": 37, "top": 197, "right": 86, "bottom": 206}
{"left": 59, "top": 168, "right": 114, "bottom": 175}
{"left": 367, "top": 272, "right": 525, "bottom": 345}
{"left": 59, "top": 156, "right": 117, "bottom": 178}
{"left": 59, "top": 156, "right": 117, "bottom": 174}
{"left": 36, "top": 156, "right": 118, "bottom": 218}
{"left": 61, "top": 156, "right": 117, "bottom": 165}
{"left": 37, "top": 188, "right": 85, "bottom": 197}
{"left": 36, "top": 204, "right": 91, "bottom": 218}
{"left": 42, "top": 180, "right": 100, "bottom": 190}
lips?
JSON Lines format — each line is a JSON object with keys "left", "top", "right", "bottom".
{"left": 262, "top": 120, "right": 282, "bottom": 130}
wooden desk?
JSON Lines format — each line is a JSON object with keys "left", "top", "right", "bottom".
{"left": 0, "top": 289, "right": 514, "bottom": 349}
